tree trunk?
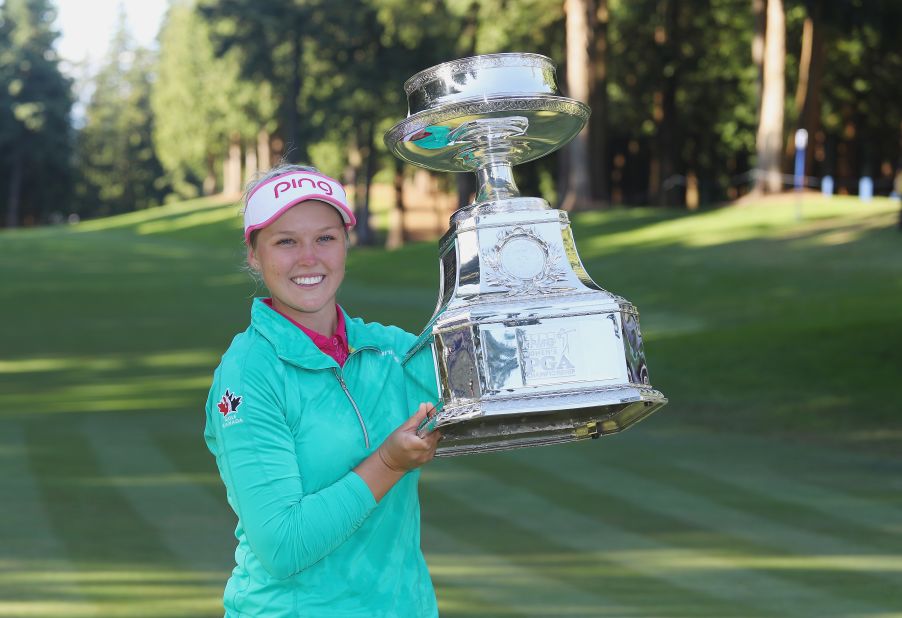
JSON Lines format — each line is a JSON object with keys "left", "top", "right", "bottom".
{"left": 752, "top": 0, "right": 766, "bottom": 120}
{"left": 244, "top": 139, "right": 258, "bottom": 186}
{"left": 653, "top": 0, "right": 679, "bottom": 207}
{"left": 352, "top": 121, "right": 375, "bottom": 246}
{"left": 560, "top": 0, "right": 593, "bottom": 211}
{"left": 589, "top": 0, "right": 609, "bottom": 204}
{"left": 223, "top": 135, "right": 243, "bottom": 196}
{"left": 836, "top": 104, "right": 856, "bottom": 193}
{"left": 754, "top": 0, "right": 786, "bottom": 194}
{"left": 784, "top": 11, "right": 824, "bottom": 177}
{"left": 203, "top": 152, "right": 217, "bottom": 195}
{"left": 386, "top": 158, "right": 406, "bottom": 249}
{"left": 285, "top": 33, "right": 304, "bottom": 163}
{"left": 257, "top": 130, "right": 271, "bottom": 172}
{"left": 456, "top": 1, "right": 480, "bottom": 210}
{"left": 648, "top": 0, "right": 680, "bottom": 206}
{"left": 5, "top": 149, "right": 24, "bottom": 228}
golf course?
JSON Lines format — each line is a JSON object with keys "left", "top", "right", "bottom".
{"left": 1, "top": 195, "right": 900, "bottom": 617}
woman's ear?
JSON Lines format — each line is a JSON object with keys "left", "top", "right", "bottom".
{"left": 247, "top": 245, "right": 260, "bottom": 272}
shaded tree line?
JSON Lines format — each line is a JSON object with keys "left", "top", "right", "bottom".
{"left": 1, "top": 0, "right": 901, "bottom": 231}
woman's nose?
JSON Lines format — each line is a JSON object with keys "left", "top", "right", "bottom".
{"left": 296, "top": 243, "right": 318, "bottom": 264}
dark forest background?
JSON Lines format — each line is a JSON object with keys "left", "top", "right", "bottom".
{"left": 2, "top": 0, "right": 900, "bottom": 242}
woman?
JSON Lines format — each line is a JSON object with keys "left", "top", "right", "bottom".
{"left": 204, "top": 164, "right": 442, "bottom": 617}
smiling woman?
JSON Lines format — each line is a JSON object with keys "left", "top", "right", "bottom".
{"left": 204, "top": 164, "right": 443, "bottom": 617}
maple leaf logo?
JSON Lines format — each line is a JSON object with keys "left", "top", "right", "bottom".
{"left": 217, "top": 389, "right": 242, "bottom": 416}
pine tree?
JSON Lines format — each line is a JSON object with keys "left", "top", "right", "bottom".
{"left": 74, "top": 8, "right": 167, "bottom": 216}
{"left": 0, "top": 0, "right": 74, "bottom": 227}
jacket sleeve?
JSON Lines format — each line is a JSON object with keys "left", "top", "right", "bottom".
{"left": 204, "top": 346, "right": 377, "bottom": 580}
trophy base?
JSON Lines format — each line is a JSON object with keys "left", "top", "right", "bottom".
{"left": 433, "top": 388, "right": 666, "bottom": 457}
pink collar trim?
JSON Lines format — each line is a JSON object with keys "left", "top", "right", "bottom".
{"left": 262, "top": 299, "right": 349, "bottom": 365}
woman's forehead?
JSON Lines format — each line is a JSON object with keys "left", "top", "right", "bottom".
{"left": 268, "top": 200, "right": 345, "bottom": 230}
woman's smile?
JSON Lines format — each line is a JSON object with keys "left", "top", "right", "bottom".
{"left": 291, "top": 274, "right": 326, "bottom": 286}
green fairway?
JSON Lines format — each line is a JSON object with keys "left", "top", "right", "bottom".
{"left": 1, "top": 195, "right": 900, "bottom": 616}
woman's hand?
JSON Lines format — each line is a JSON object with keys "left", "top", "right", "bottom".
{"left": 354, "top": 402, "right": 442, "bottom": 502}
{"left": 377, "top": 403, "right": 442, "bottom": 472}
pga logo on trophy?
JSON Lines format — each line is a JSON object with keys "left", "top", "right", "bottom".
{"left": 385, "top": 53, "right": 667, "bottom": 456}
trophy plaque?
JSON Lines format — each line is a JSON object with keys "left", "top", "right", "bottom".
{"left": 385, "top": 53, "right": 667, "bottom": 456}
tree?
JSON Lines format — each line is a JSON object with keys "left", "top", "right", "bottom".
{"left": 152, "top": 0, "right": 277, "bottom": 200}
{"left": 784, "top": 1, "right": 825, "bottom": 177}
{"left": 809, "top": 0, "right": 902, "bottom": 192}
{"left": 560, "top": 0, "right": 593, "bottom": 211}
{"left": 0, "top": 0, "right": 73, "bottom": 227}
{"left": 588, "top": 0, "right": 610, "bottom": 205}
{"left": 198, "top": 0, "right": 319, "bottom": 164}
{"left": 754, "top": 0, "right": 786, "bottom": 193}
{"left": 75, "top": 8, "right": 167, "bottom": 216}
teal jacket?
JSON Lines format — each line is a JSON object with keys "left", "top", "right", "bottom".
{"left": 204, "top": 299, "right": 439, "bottom": 617}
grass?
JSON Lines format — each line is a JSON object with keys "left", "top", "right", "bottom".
{"left": 1, "top": 193, "right": 901, "bottom": 616}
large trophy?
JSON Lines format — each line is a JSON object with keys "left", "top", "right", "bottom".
{"left": 385, "top": 53, "right": 667, "bottom": 456}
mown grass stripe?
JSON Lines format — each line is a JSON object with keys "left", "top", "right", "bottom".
{"left": 511, "top": 440, "right": 902, "bottom": 585}
{"left": 81, "top": 417, "right": 235, "bottom": 572}
{"left": 424, "top": 523, "right": 619, "bottom": 616}
{"left": 0, "top": 424, "right": 91, "bottom": 613}
{"left": 152, "top": 431, "right": 230, "bottom": 512}
{"left": 674, "top": 457, "right": 902, "bottom": 536}
{"left": 422, "top": 470, "right": 781, "bottom": 618}
{"left": 0, "top": 424, "right": 70, "bottom": 561}
{"left": 473, "top": 449, "right": 901, "bottom": 609}
{"left": 426, "top": 462, "right": 886, "bottom": 617}
{"left": 583, "top": 430, "right": 902, "bottom": 553}
{"left": 623, "top": 454, "right": 902, "bottom": 556}
{"left": 626, "top": 427, "right": 902, "bottom": 498}
{"left": 23, "top": 419, "right": 177, "bottom": 567}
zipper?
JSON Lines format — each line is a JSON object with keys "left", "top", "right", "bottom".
{"left": 333, "top": 347, "right": 376, "bottom": 449}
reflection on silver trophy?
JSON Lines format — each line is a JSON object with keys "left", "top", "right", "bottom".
{"left": 385, "top": 53, "right": 667, "bottom": 456}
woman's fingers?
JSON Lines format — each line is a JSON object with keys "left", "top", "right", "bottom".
{"left": 404, "top": 402, "right": 434, "bottom": 429}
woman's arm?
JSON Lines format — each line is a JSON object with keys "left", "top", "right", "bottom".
{"left": 354, "top": 403, "right": 441, "bottom": 502}
{"left": 205, "top": 354, "right": 377, "bottom": 580}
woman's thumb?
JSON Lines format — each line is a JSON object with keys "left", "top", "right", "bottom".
{"left": 405, "top": 402, "right": 433, "bottom": 428}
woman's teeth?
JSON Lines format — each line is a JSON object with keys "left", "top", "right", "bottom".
{"left": 292, "top": 275, "right": 324, "bottom": 285}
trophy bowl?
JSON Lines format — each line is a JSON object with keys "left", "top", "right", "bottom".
{"left": 386, "top": 53, "right": 667, "bottom": 456}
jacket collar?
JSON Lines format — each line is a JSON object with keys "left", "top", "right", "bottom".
{"left": 250, "top": 298, "right": 387, "bottom": 369}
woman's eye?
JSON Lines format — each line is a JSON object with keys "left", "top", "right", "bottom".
{"left": 276, "top": 238, "right": 295, "bottom": 246}
{"left": 318, "top": 235, "right": 336, "bottom": 243}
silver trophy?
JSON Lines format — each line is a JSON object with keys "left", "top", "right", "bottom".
{"left": 385, "top": 53, "right": 666, "bottom": 456}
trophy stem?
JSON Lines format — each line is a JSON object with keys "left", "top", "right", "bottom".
{"left": 475, "top": 163, "right": 520, "bottom": 204}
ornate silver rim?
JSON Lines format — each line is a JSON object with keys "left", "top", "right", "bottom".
{"left": 403, "top": 52, "right": 554, "bottom": 95}
{"left": 384, "top": 95, "right": 590, "bottom": 152}
{"left": 436, "top": 385, "right": 667, "bottom": 425}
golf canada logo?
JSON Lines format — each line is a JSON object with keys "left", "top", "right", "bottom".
{"left": 218, "top": 389, "right": 244, "bottom": 427}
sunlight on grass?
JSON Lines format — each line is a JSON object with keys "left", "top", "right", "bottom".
{"left": 603, "top": 549, "right": 902, "bottom": 573}
{"left": 0, "top": 563, "right": 222, "bottom": 617}
{"left": 136, "top": 205, "right": 240, "bottom": 236}
{"left": 0, "top": 350, "right": 218, "bottom": 374}
{"left": 204, "top": 272, "right": 249, "bottom": 287}
{"left": 78, "top": 473, "right": 220, "bottom": 487}
{"left": 577, "top": 197, "right": 899, "bottom": 255}
{"left": 71, "top": 195, "right": 233, "bottom": 233}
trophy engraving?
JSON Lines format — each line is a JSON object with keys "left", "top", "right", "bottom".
{"left": 483, "top": 226, "right": 569, "bottom": 296}
{"left": 386, "top": 53, "right": 667, "bottom": 456}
